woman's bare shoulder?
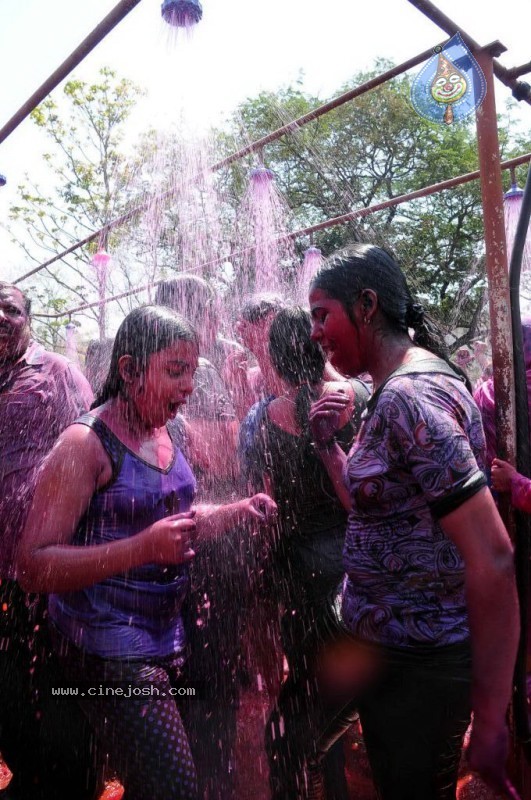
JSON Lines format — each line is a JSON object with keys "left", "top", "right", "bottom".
{"left": 48, "top": 416, "right": 113, "bottom": 484}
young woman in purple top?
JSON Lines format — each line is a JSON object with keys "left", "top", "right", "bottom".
{"left": 291, "top": 244, "right": 519, "bottom": 800}
{"left": 17, "top": 305, "right": 276, "bottom": 800}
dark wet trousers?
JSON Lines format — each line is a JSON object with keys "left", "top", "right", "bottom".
{"left": 182, "top": 548, "right": 243, "bottom": 800}
{"left": 0, "top": 580, "right": 96, "bottom": 800}
{"left": 51, "top": 626, "right": 198, "bottom": 800}
{"left": 266, "top": 601, "right": 472, "bottom": 800}
{"left": 266, "top": 603, "right": 350, "bottom": 800}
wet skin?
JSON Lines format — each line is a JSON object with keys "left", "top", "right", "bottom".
{"left": 125, "top": 340, "right": 199, "bottom": 431}
{"left": 0, "top": 287, "right": 31, "bottom": 365}
{"left": 309, "top": 287, "right": 364, "bottom": 377}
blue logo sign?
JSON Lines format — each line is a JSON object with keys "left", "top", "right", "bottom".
{"left": 411, "top": 32, "right": 486, "bottom": 124}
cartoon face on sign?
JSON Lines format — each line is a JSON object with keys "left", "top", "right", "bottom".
{"left": 430, "top": 54, "right": 468, "bottom": 123}
{"left": 411, "top": 32, "right": 485, "bottom": 125}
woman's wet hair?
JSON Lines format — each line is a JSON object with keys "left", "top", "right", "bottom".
{"left": 84, "top": 337, "right": 115, "bottom": 396}
{"left": 239, "top": 293, "right": 286, "bottom": 324}
{"left": 269, "top": 306, "right": 326, "bottom": 432}
{"left": 155, "top": 274, "right": 214, "bottom": 322}
{"left": 311, "top": 243, "right": 469, "bottom": 387}
{"left": 93, "top": 305, "right": 198, "bottom": 407}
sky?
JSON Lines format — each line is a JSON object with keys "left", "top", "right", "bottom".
{"left": 0, "top": 0, "right": 530, "bottom": 282}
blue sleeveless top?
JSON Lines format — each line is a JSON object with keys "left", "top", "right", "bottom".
{"left": 49, "top": 414, "right": 196, "bottom": 660}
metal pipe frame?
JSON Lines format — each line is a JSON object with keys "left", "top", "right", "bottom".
{"left": 407, "top": 0, "right": 531, "bottom": 103}
{"left": 0, "top": 0, "right": 143, "bottom": 146}
{"left": 12, "top": 44, "right": 440, "bottom": 285}
{"left": 475, "top": 49, "right": 516, "bottom": 464}
{"left": 32, "top": 152, "right": 531, "bottom": 319}
{"left": 7, "top": 0, "right": 531, "bottom": 287}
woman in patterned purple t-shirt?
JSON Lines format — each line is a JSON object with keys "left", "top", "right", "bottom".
{"left": 297, "top": 245, "right": 519, "bottom": 800}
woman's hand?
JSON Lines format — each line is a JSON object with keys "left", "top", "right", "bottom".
{"left": 491, "top": 458, "right": 517, "bottom": 493}
{"left": 309, "top": 391, "right": 350, "bottom": 446}
{"left": 466, "top": 717, "right": 521, "bottom": 799}
{"left": 192, "top": 495, "right": 277, "bottom": 539}
{"left": 238, "top": 493, "right": 277, "bottom": 523}
{"left": 144, "top": 512, "right": 196, "bottom": 565}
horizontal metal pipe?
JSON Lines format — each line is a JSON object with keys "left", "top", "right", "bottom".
{"left": 407, "top": 0, "right": 531, "bottom": 104}
{"left": 32, "top": 151, "right": 531, "bottom": 319}
{"left": 0, "top": 0, "right": 143, "bottom": 146}
{"left": 505, "top": 61, "right": 531, "bottom": 80}
{"left": 13, "top": 44, "right": 442, "bottom": 285}
{"left": 213, "top": 46, "right": 438, "bottom": 170}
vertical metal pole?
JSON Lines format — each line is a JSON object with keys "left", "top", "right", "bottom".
{"left": 475, "top": 47, "right": 530, "bottom": 794}
{"left": 475, "top": 48, "right": 515, "bottom": 465}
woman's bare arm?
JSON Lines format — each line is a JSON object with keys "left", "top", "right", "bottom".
{"left": 440, "top": 487, "right": 520, "bottom": 797}
{"left": 193, "top": 493, "right": 277, "bottom": 540}
{"left": 17, "top": 425, "right": 195, "bottom": 593}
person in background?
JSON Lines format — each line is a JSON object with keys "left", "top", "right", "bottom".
{"left": 155, "top": 276, "right": 246, "bottom": 799}
{"left": 455, "top": 345, "right": 473, "bottom": 371}
{"left": 84, "top": 337, "right": 114, "bottom": 397}
{"left": 474, "top": 319, "right": 531, "bottom": 472}
{"left": 0, "top": 281, "right": 95, "bottom": 799}
{"left": 492, "top": 457, "right": 531, "bottom": 512}
{"left": 227, "top": 292, "right": 286, "bottom": 419}
{"left": 17, "top": 305, "right": 276, "bottom": 800}
{"left": 301, "top": 245, "right": 519, "bottom": 800}
{"left": 246, "top": 307, "right": 368, "bottom": 800}
{"left": 155, "top": 275, "right": 241, "bottom": 486}
{"left": 473, "top": 340, "right": 492, "bottom": 385}
{"left": 237, "top": 294, "right": 286, "bottom": 483}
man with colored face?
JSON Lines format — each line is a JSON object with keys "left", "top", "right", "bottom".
{"left": 0, "top": 282, "right": 94, "bottom": 799}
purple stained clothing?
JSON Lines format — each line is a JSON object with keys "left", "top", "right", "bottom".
{"left": 49, "top": 414, "right": 197, "bottom": 660}
{"left": 0, "top": 341, "right": 93, "bottom": 579}
{"left": 508, "top": 470, "right": 531, "bottom": 514}
{"left": 473, "top": 377, "right": 497, "bottom": 467}
{"left": 474, "top": 318, "right": 531, "bottom": 468}
{"left": 342, "top": 363, "right": 487, "bottom": 648}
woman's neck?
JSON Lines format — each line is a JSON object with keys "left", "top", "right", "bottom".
{"left": 102, "top": 395, "right": 159, "bottom": 441}
{"left": 369, "top": 336, "right": 426, "bottom": 392}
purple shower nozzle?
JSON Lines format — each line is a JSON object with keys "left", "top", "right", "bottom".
{"left": 161, "top": 0, "right": 203, "bottom": 27}
{"left": 249, "top": 167, "right": 275, "bottom": 184}
{"left": 504, "top": 183, "right": 524, "bottom": 200}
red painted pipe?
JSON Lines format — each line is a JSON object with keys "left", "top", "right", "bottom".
{"left": 0, "top": 0, "right": 143, "bottom": 146}
{"left": 32, "top": 152, "right": 531, "bottom": 319}
{"left": 12, "top": 45, "right": 441, "bottom": 285}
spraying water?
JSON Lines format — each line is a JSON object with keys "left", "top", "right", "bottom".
{"left": 235, "top": 166, "right": 296, "bottom": 296}
{"left": 64, "top": 321, "right": 80, "bottom": 365}
{"left": 296, "top": 245, "right": 323, "bottom": 305}
{"left": 136, "top": 130, "right": 224, "bottom": 289}
{"left": 91, "top": 248, "right": 111, "bottom": 340}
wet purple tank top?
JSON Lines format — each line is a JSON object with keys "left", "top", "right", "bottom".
{"left": 49, "top": 414, "right": 196, "bottom": 659}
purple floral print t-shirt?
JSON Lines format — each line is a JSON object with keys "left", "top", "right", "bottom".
{"left": 342, "top": 361, "right": 487, "bottom": 648}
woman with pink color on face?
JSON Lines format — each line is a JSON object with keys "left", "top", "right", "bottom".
{"left": 17, "top": 305, "right": 276, "bottom": 800}
{"left": 277, "top": 244, "right": 520, "bottom": 800}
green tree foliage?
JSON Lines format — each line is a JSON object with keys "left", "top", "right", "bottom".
{"left": 7, "top": 60, "right": 530, "bottom": 349}
{"left": 216, "top": 62, "right": 530, "bottom": 343}
{"left": 8, "top": 67, "right": 144, "bottom": 342}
